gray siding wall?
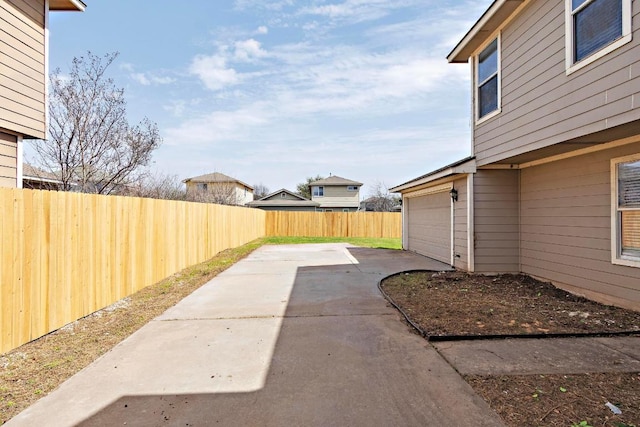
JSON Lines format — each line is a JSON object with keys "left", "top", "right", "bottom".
{"left": 0, "top": 131, "right": 17, "bottom": 186}
{"left": 0, "top": 0, "right": 46, "bottom": 139}
{"left": 520, "top": 142, "right": 640, "bottom": 309}
{"left": 474, "top": 0, "right": 640, "bottom": 165}
{"left": 453, "top": 177, "right": 468, "bottom": 270}
{"left": 474, "top": 169, "right": 520, "bottom": 273}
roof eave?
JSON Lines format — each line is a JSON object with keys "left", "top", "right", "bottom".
{"left": 49, "top": 0, "right": 86, "bottom": 11}
{"left": 447, "top": 0, "right": 524, "bottom": 63}
{"left": 390, "top": 157, "right": 476, "bottom": 193}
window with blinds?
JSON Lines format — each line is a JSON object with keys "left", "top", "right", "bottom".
{"left": 618, "top": 159, "right": 640, "bottom": 257}
{"left": 573, "top": 0, "right": 622, "bottom": 62}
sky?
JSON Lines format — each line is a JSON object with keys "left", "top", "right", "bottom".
{"left": 38, "top": 0, "right": 493, "bottom": 196}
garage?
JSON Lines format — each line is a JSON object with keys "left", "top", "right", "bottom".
{"left": 405, "top": 188, "right": 451, "bottom": 264}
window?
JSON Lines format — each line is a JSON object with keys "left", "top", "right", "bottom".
{"left": 313, "top": 186, "right": 324, "bottom": 197}
{"left": 347, "top": 186, "right": 358, "bottom": 191}
{"left": 566, "top": 0, "right": 632, "bottom": 73}
{"left": 342, "top": 208, "right": 350, "bottom": 212}
{"left": 612, "top": 154, "right": 640, "bottom": 267}
{"left": 281, "top": 192, "right": 286, "bottom": 198}
{"left": 476, "top": 37, "right": 500, "bottom": 121}
{"left": 198, "top": 183, "right": 207, "bottom": 191}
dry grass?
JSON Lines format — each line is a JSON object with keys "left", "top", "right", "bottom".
{"left": 0, "top": 239, "right": 263, "bottom": 424}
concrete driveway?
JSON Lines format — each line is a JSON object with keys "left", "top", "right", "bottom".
{"left": 8, "top": 244, "right": 505, "bottom": 427}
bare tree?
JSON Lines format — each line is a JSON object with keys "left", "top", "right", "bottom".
{"left": 123, "top": 172, "right": 186, "bottom": 200}
{"left": 363, "top": 181, "right": 401, "bottom": 212}
{"left": 253, "top": 183, "right": 270, "bottom": 200}
{"left": 186, "top": 181, "right": 242, "bottom": 205}
{"left": 296, "top": 175, "right": 324, "bottom": 199}
{"left": 31, "top": 52, "right": 161, "bottom": 194}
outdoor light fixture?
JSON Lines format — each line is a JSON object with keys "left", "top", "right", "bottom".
{"left": 449, "top": 188, "right": 458, "bottom": 202}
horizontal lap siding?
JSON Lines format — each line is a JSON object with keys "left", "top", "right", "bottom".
{"left": 520, "top": 142, "right": 640, "bottom": 308}
{"left": 474, "top": 0, "right": 640, "bottom": 166}
{"left": 453, "top": 178, "right": 468, "bottom": 270}
{"left": 474, "top": 170, "right": 519, "bottom": 272}
{"left": 0, "top": 0, "right": 46, "bottom": 139}
{"left": 0, "top": 132, "right": 17, "bottom": 186}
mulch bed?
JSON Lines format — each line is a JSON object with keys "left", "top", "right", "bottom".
{"left": 380, "top": 271, "right": 640, "bottom": 427}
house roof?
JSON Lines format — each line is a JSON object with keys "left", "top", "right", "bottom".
{"left": 247, "top": 199, "right": 320, "bottom": 207}
{"left": 22, "top": 163, "right": 64, "bottom": 184}
{"left": 49, "top": 0, "right": 86, "bottom": 11}
{"left": 309, "top": 175, "right": 363, "bottom": 186}
{"left": 447, "top": 0, "right": 525, "bottom": 63}
{"left": 255, "top": 188, "right": 309, "bottom": 202}
{"left": 183, "top": 172, "right": 254, "bottom": 190}
{"left": 390, "top": 157, "right": 476, "bottom": 193}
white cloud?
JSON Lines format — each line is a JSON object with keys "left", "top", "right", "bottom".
{"left": 234, "top": 39, "right": 267, "bottom": 61}
{"left": 131, "top": 72, "right": 150, "bottom": 85}
{"left": 189, "top": 54, "right": 239, "bottom": 91}
{"left": 256, "top": 25, "right": 269, "bottom": 34}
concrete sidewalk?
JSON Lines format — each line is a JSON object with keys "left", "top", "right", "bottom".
{"left": 7, "top": 243, "right": 505, "bottom": 427}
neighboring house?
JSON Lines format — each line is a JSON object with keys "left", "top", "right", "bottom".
{"left": 0, "top": 0, "right": 86, "bottom": 188}
{"left": 22, "top": 163, "right": 63, "bottom": 190}
{"left": 183, "top": 172, "right": 254, "bottom": 205}
{"left": 246, "top": 188, "right": 320, "bottom": 211}
{"left": 391, "top": 0, "right": 640, "bottom": 311}
{"left": 309, "top": 175, "right": 362, "bottom": 212}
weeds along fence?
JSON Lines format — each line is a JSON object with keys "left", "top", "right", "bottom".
{"left": 265, "top": 211, "right": 401, "bottom": 238}
{"left": 0, "top": 188, "right": 265, "bottom": 353}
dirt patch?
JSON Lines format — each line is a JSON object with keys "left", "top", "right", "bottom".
{"left": 380, "top": 271, "right": 640, "bottom": 427}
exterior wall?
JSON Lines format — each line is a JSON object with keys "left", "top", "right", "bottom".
{"left": 255, "top": 205, "right": 317, "bottom": 212}
{"left": 313, "top": 185, "right": 360, "bottom": 209}
{"left": 263, "top": 191, "right": 303, "bottom": 201}
{"left": 0, "top": 0, "right": 47, "bottom": 139}
{"left": 474, "top": 169, "right": 520, "bottom": 273}
{"left": 453, "top": 177, "right": 468, "bottom": 270}
{"left": 233, "top": 185, "right": 253, "bottom": 205}
{"left": 0, "top": 131, "right": 17, "bottom": 187}
{"left": 520, "top": 141, "right": 640, "bottom": 310}
{"left": 473, "top": 0, "right": 640, "bottom": 166}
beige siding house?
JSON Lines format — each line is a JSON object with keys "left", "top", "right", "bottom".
{"left": 309, "top": 175, "right": 362, "bottom": 212}
{"left": 183, "top": 172, "right": 254, "bottom": 206}
{"left": 247, "top": 188, "right": 320, "bottom": 211}
{"left": 0, "top": 0, "right": 85, "bottom": 188}
{"left": 392, "top": 0, "right": 640, "bottom": 310}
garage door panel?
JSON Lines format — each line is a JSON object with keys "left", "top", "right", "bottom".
{"left": 407, "top": 192, "right": 451, "bottom": 263}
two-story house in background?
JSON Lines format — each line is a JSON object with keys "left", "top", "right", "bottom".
{"left": 392, "top": 0, "right": 640, "bottom": 310}
{"left": 183, "top": 172, "right": 254, "bottom": 205}
{"left": 1, "top": 0, "right": 86, "bottom": 188}
{"left": 309, "top": 175, "right": 362, "bottom": 212}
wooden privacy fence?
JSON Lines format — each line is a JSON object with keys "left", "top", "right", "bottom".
{"left": 0, "top": 188, "right": 265, "bottom": 353}
{"left": 265, "top": 211, "right": 401, "bottom": 238}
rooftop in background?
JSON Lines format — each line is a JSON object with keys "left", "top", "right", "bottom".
{"left": 183, "top": 172, "right": 254, "bottom": 190}
{"left": 308, "top": 176, "right": 363, "bottom": 186}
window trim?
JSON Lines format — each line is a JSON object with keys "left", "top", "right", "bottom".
{"left": 313, "top": 186, "right": 324, "bottom": 197}
{"left": 611, "top": 153, "right": 640, "bottom": 268}
{"left": 474, "top": 35, "right": 501, "bottom": 124}
{"left": 565, "top": 0, "right": 633, "bottom": 75}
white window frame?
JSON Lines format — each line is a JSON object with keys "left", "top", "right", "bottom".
{"left": 475, "top": 35, "right": 501, "bottom": 124}
{"left": 313, "top": 186, "right": 324, "bottom": 197}
{"left": 611, "top": 153, "right": 640, "bottom": 268}
{"left": 342, "top": 208, "right": 350, "bottom": 212}
{"left": 565, "top": 0, "right": 633, "bottom": 75}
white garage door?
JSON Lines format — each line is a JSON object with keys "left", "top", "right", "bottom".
{"left": 406, "top": 191, "right": 451, "bottom": 264}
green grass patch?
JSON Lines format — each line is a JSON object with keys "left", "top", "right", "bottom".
{"left": 261, "top": 236, "right": 401, "bottom": 250}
